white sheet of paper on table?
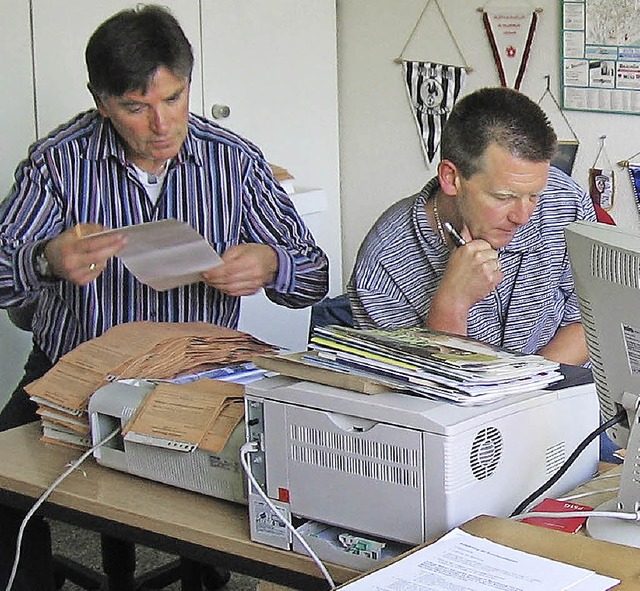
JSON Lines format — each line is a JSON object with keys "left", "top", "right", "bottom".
{"left": 337, "top": 528, "right": 619, "bottom": 591}
{"left": 86, "top": 219, "right": 223, "bottom": 291}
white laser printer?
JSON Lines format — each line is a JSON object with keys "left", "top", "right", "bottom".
{"left": 243, "top": 371, "right": 599, "bottom": 566}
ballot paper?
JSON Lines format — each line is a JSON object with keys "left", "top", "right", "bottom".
{"left": 85, "top": 219, "right": 223, "bottom": 290}
{"left": 338, "top": 528, "right": 619, "bottom": 591}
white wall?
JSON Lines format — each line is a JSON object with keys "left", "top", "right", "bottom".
{"left": 0, "top": 2, "right": 38, "bottom": 402}
{"left": 337, "top": 0, "right": 640, "bottom": 284}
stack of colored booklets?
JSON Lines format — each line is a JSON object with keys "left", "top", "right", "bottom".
{"left": 300, "top": 325, "right": 563, "bottom": 405}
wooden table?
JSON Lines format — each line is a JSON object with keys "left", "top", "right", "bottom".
{"left": 0, "top": 423, "right": 359, "bottom": 590}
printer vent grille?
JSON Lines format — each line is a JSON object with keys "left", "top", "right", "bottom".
{"left": 289, "top": 424, "right": 420, "bottom": 487}
{"left": 469, "top": 426, "right": 502, "bottom": 480}
{"left": 545, "top": 441, "right": 566, "bottom": 475}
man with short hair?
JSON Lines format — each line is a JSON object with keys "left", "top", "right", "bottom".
{"left": 348, "top": 87, "right": 594, "bottom": 366}
{"left": 0, "top": 5, "right": 328, "bottom": 589}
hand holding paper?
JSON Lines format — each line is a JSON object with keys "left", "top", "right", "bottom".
{"left": 201, "top": 243, "right": 279, "bottom": 297}
{"left": 82, "top": 219, "right": 223, "bottom": 291}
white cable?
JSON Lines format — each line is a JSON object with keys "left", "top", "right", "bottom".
{"left": 5, "top": 427, "right": 121, "bottom": 591}
{"left": 239, "top": 441, "right": 336, "bottom": 590}
{"left": 558, "top": 487, "right": 620, "bottom": 502}
{"left": 592, "top": 471, "right": 622, "bottom": 481}
{"left": 511, "top": 509, "right": 640, "bottom": 522}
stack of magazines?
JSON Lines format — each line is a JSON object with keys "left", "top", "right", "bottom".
{"left": 304, "top": 325, "right": 564, "bottom": 405}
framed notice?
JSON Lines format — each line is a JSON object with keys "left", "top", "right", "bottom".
{"left": 561, "top": 0, "right": 640, "bottom": 114}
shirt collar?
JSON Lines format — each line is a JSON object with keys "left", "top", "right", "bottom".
{"left": 84, "top": 111, "right": 203, "bottom": 168}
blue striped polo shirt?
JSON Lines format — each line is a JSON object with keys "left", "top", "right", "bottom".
{"left": 348, "top": 167, "right": 596, "bottom": 354}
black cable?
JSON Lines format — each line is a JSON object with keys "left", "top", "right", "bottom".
{"left": 510, "top": 408, "right": 626, "bottom": 517}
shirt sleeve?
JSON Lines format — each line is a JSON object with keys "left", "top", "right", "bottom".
{"left": 240, "top": 154, "right": 329, "bottom": 309}
{"left": 0, "top": 151, "right": 64, "bottom": 307}
{"left": 559, "top": 182, "right": 597, "bottom": 326}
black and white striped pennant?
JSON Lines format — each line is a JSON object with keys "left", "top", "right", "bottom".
{"left": 402, "top": 61, "right": 466, "bottom": 164}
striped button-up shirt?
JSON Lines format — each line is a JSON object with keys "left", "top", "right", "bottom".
{"left": 348, "top": 167, "right": 596, "bottom": 355}
{"left": 0, "top": 111, "right": 328, "bottom": 362}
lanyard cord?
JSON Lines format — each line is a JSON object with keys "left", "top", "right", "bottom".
{"left": 495, "top": 253, "right": 524, "bottom": 347}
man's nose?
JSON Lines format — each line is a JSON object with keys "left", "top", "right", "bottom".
{"left": 149, "top": 108, "right": 169, "bottom": 133}
{"left": 508, "top": 198, "right": 535, "bottom": 226}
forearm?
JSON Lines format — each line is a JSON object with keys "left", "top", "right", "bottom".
{"left": 425, "top": 289, "right": 469, "bottom": 336}
{"left": 537, "top": 322, "right": 589, "bottom": 365}
{"left": 264, "top": 246, "right": 329, "bottom": 308}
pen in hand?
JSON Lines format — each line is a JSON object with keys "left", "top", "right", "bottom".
{"left": 443, "top": 222, "right": 466, "bottom": 247}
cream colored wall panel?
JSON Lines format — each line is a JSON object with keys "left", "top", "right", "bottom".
{"left": 200, "top": 0, "right": 342, "bottom": 295}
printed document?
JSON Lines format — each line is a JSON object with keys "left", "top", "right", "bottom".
{"left": 338, "top": 528, "right": 619, "bottom": 591}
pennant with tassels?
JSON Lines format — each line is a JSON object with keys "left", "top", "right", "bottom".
{"left": 625, "top": 164, "right": 640, "bottom": 216}
{"left": 396, "top": 0, "right": 471, "bottom": 164}
{"left": 401, "top": 61, "right": 467, "bottom": 163}
{"left": 480, "top": 6, "right": 540, "bottom": 90}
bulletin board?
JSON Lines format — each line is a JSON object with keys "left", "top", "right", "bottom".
{"left": 561, "top": 0, "right": 640, "bottom": 115}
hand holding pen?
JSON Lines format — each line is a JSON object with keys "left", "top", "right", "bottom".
{"left": 443, "top": 220, "right": 501, "bottom": 289}
{"left": 443, "top": 222, "right": 466, "bottom": 247}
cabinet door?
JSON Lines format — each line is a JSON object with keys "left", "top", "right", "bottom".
{"left": 200, "top": 0, "right": 342, "bottom": 290}
{"left": 31, "top": 0, "right": 202, "bottom": 137}
{"left": 0, "top": 1, "right": 34, "bottom": 193}
{"left": 201, "top": 1, "right": 342, "bottom": 350}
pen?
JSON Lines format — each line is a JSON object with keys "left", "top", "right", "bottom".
{"left": 443, "top": 222, "right": 466, "bottom": 247}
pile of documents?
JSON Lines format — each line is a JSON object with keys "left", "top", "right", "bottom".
{"left": 25, "top": 322, "right": 277, "bottom": 449}
{"left": 287, "top": 325, "right": 563, "bottom": 405}
{"left": 269, "top": 163, "right": 295, "bottom": 194}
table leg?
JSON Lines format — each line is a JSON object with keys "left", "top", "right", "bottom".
{"left": 100, "top": 534, "right": 136, "bottom": 591}
{"left": 180, "top": 558, "right": 204, "bottom": 591}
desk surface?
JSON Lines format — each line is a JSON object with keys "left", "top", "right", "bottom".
{"left": 0, "top": 424, "right": 635, "bottom": 591}
{"left": 0, "top": 423, "right": 359, "bottom": 589}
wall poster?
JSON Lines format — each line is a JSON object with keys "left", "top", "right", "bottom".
{"left": 561, "top": 0, "right": 640, "bottom": 114}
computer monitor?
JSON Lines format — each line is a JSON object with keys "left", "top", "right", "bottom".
{"left": 565, "top": 220, "right": 640, "bottom": 547}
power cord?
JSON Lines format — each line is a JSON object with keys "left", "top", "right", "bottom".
{"left": 558, "top": 487, "right": 620, "bottom": 503}
{"left": 510, "top": 408, "right": 626, "bottom": 517}
{"left": 5, "top": 427, "right": 121, "bottom": 591}
{"left": 239, "top": 441, "right": 337, "bottom": 590}
{"left": 512, "top": 508, "right": 640, "bottom": 522}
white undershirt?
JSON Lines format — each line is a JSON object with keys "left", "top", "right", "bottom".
{"left": 131, "top": 161, "right": 169, "bottom": 204}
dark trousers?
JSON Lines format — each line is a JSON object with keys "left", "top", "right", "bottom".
{"left": 0, "top": 344, "right": 56, "bottom": 591}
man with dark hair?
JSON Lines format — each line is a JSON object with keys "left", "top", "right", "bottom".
{"left": 348, "top": 86, "right": 595, "bottom": 366}
{"left": 0, "top": 5, "right": 328, "bottom": 589}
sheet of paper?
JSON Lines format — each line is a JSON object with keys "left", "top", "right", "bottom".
{"left": 85, "top": 219, "right": 223, "bottom": 291}
{"left": 338, "top": 528, "right": 619, "bottom": 591}
{"left": 122, "top": 379, "right": 244, "bottom": 453}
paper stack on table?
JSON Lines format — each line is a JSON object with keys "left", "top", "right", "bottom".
{"left": 337, "top": 528, "right": 619, "bottom": 591}
{"left": 295, "top": 325, "right": 563, "bottom": 405}
{"left": 25, "top": 322, "right": 277, "bottom": 449}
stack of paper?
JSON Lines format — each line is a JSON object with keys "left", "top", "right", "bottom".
{"left": 26, "top": 322, "right": 277, "bottom": 449}
{"left": 302, "top": 325, "right": 563, "bottom": 405}
{"left": 269, "top": 163, "right": 295, "bottom": 194}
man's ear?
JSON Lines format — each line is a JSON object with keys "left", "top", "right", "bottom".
{"left": 438, "top": 160, "right": 461, "bottom": 196}
{"left": 88, "top": 84, "right": 108, "bottom": 117}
